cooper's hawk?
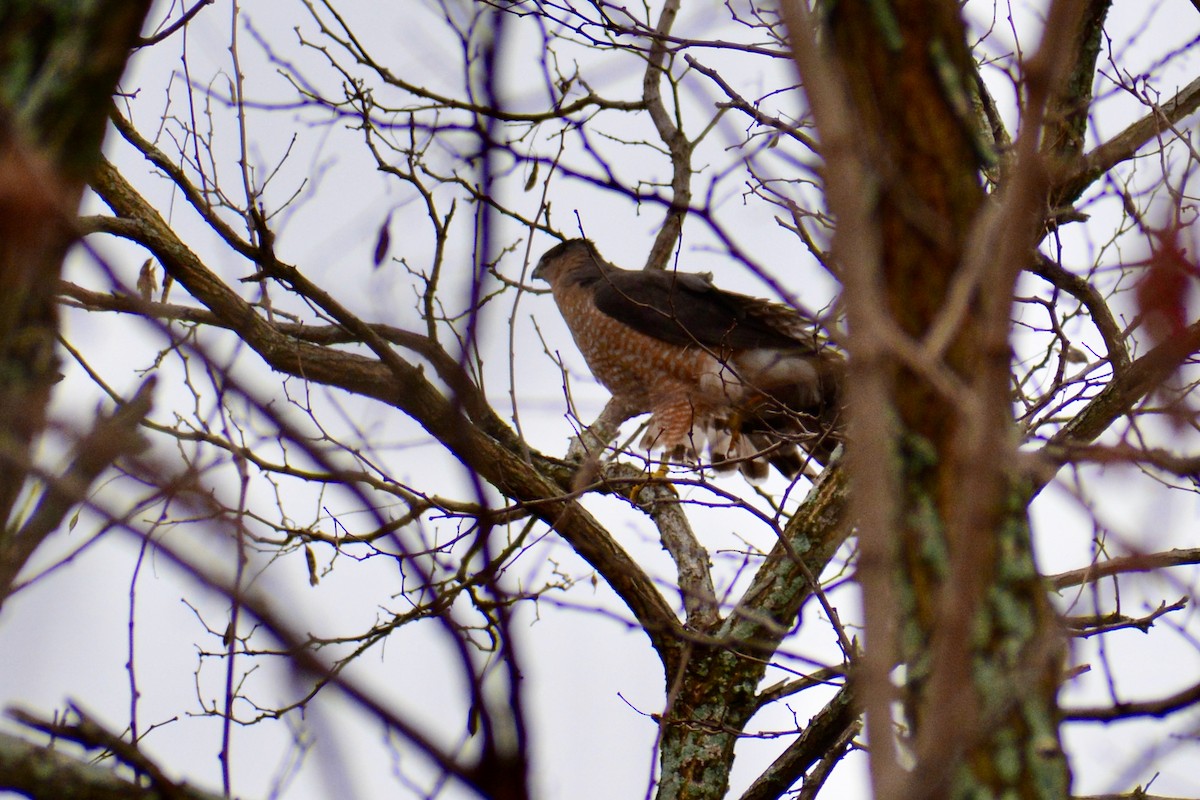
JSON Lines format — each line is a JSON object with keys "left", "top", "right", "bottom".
{"left": 533, "top": 238, "right": 842, "bottom": 480}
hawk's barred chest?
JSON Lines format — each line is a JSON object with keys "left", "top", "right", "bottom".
{"left": 551, "top": 278, "right": 720, "bottom": 410}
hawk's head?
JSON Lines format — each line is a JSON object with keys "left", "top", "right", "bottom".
{"left": 532, "top": 238, "right": 603, "bottom": 287}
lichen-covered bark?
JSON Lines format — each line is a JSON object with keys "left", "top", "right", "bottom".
{"left": 0, "top": 0, "right": 152, "bottom": 543}
{"left": 1044, "top": 1, "right": 1113, "bottom": 170}
{"left": 657, "top": 647, "right": 759, "bottom": 800}
{"left": 0, "top": 729, "right": 225, "bottom": 800}
{"left": 819, "top": 0, "right": 1076, "bottom": 796}
{"left": 651, "top": 470, "right": 850, "bottom": 800}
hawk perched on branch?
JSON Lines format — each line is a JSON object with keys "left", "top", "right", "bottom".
{"left": 533, "top": 239, "right": 843, "bottom": 480}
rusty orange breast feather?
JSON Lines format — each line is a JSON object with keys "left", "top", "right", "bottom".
{"left": 552, "top": 280, "right": 722, "bottom": 411}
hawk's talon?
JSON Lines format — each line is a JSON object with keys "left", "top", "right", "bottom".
{"left": 628, "top": 461, "right": 675, "bottom": 503}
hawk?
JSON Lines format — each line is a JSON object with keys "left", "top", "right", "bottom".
{"left": 533, "top": 238, "right": 843, "bottom": 480}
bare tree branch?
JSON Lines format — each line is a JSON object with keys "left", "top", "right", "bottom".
{"left": 1064, "top": 678, "right": 1200, "bottom": 721}
{"left": 737, "top": 686, "right": 857, "bottom": 800}
{"left": 1050, "top": 549, "right": 1200, "bottom": 590}
{"left": 0, "top": 377, "right": 155, "bottom": 605}
{"left": 1055, "top": 75, "right": 1200, "bottom": 205}
{"left": 0, "top": 730, "right": 225, "bottom": 800}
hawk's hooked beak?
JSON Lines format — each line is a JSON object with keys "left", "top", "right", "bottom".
{"left": 531, "top": 256, "right": 548, "bottom": 282}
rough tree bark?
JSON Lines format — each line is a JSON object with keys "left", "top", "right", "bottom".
{"left": 0, "top": 0, "right": 157, "bottom": 794}
{"left": 0, "top": 1, "right": 154, "bottom": 606}
{"left": 791, "top": 0, "right": 1092, "bottom": 797}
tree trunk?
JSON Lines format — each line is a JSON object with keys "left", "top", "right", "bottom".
{"left": 0, "top": 1, "right": 153, "bottom": 603}
{"left": 817, "top": 0, "right": 1076, "bottom": 796}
